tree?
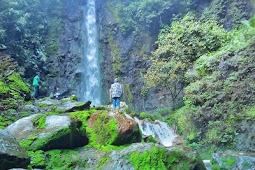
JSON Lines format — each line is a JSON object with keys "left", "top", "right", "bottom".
{"left": 145, "top": 13, "right": 226, "bottom": 108}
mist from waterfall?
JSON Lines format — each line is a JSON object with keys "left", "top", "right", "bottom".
{"left": 82, "top": 0, "right": 101, "bottom": 106}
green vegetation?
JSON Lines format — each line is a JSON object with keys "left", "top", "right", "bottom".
{"left": 0, "top": 0, "right": 64, "bottom": 81}
{"left": 27, "top": 150, "right": 47, "bottom": 169}
{"left": 130, "top": 147, "right": 201, "bottom": 170}
{"left": 20, "top": 127, "right": 71, "bottom": 151}
{"left": 86, "top": 112, "right": 118, "bottom": 150}
{"left": 99, "top": 156, "right": 110, "bottom": 166}
{"left": 107, "top": 0, "right": 196, "bottom": 34}
{"left": 33, "top": 115, "right": 47, "bottom": 129}
{"left": 155, "top": 14, "right": 255, "bottom": 149}
{"left": 124, "top": 84, "right": 133, "bottom": 104}
{"left": 145, "top": 13, "right": 226, "bottom": 108}
{"left": 46, "top": 149, "right": 79, "bottom": 169}
{"left": 0, "top": 114, "right": 17, "bottom": 129}
{"left": 70, "top": 109, "right": 121, "bottom": 151}
{"left": 70, "top": 95, "right": 78, "bottom": 102}
{"left": 38, "top": 103, "right": 51, "bottom": 108}
{"left": 0, "top": 54, "right": 31, "bottom": 128}
{"left": 7, "top": 73, "right": 30, "bottom": 93}
{"left": 27, "top": 149, "right": 81, "bottom": 169}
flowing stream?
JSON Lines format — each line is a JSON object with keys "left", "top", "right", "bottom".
{"left": 82, "top": 0, "right": 101, "bottom": 106}
{"left": 130, "top": 116, "right": 177, "bottom": 147}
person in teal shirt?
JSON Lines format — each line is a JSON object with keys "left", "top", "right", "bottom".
{"left": 33, "top": 72, "right": 40, "bottom": 99}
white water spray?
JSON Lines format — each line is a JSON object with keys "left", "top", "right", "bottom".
{"left": 82, "top": 0, "right": 101, "bottom": 105}
{"left": 134, "top": 117, "right": 177, "bottom": 147}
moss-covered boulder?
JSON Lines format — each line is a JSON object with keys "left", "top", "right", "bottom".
{"left": 36, "top": 98, "right": 91, "bottom": 113}
{"left": 0, "top": 129, "right": 30, "bottom": 169}
{"left": 5, "top": 114, "right": 88, "bottom": 151}
{"left": 100, "top": 143, "right": 206, "bottom": 170}
{"left": 212, "top": 151, "right": 255, "bottom": 170}
{"left": 87, "top": 111, "right": 141, "bottom": 148}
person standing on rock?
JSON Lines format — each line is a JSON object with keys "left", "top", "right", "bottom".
{"left": 33, "top": 72, "right": 40, "bottom": 99}
{"left": 109, "top": 78, "right": 123, "bottom": 114}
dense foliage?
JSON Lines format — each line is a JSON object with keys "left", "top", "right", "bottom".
{"left": 107, "top": 0, "right": 200, "bottom": 34}
{"left": 0, "top": 0, "right": 64, "bottom": 77}
{"left": 0, "top": 52, "right": 31, "bottom": 128}
{"left": 146, "top": 13, "right": 255, "bottom": 150}
{"left": 145, "top": 13, "right": 226, "bottom": 107}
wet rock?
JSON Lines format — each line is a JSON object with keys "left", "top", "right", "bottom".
{"left": 23, "top": 104, "right": 38, "bottom": 113}
{"left": 36, "top": 97, "right": 91, "bottom": 113}
{"left": 44, "top": 1, "right": 85, "bottom": 99}
{"left": 5, "top": 114, "right": 88, "bottom": 151}
{"left": 0, "top": 130, "right": 30, "bottom": 169}
{"left": 212, "top": 150, "right": 255, "bottom": 170}
{"left": 101, "top": 143, "right": 206, "bottom": 170}
{"left": 112, "top": 114, "right": 141, "bottom": 146}
{"left": 73, "top": 147, "right": 108, "bottom": 169}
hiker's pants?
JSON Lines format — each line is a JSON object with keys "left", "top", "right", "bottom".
{"left": 34, "top": 86, "right": 39, "bottom": 98}
{"left": 112, "top": 97, "right": 120, "bottom": 109}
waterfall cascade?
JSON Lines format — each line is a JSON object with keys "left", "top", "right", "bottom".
{"left": 133, "top": 116, "right": 177, "bottom": 147}
{"left": 82, "top": 0, "right": 101, "bottom": 105}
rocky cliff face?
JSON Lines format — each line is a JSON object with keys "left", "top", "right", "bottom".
{"left": 97, "top": 0, "right": 179, "bottom": 112}
{"left": 44, "top": 0, "right": 86, "bottom": 99}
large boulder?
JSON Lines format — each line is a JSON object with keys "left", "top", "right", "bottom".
{"left": 36, "top": 97, "right": 91, "bottom": 113}
{"left": 101, "top": 143, "right": 206, "bottom": 170}
{"left": 5, "top": 114, "right": 88, "bottom": 151}
{"left": 0, "top": 130, "right": 30, "bottom": 169}
{"left": 87, "top": 111, "right": 141, "bottom": 147}
{"left": 212, "top": 150, "right": 255, "bottom": 170}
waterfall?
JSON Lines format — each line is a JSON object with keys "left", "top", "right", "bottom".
{"left": 82, "top": 0, "right": 101, "bottom": 106}
{"left": 133, "top": 117, "right": 177, "bottom": 147}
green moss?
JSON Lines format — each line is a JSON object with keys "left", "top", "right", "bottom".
{"left": 130, "top": 147, "right": 193, "bottom": 170}
{"left": 144, "top": 136, "right": 157, "bottom": 143}
{"left": 33, "top": 115, "right": 47, "bottom": 129}
{"left": 60, "top": 99, "right": 69, "bottom": 104}
{"left": 212, "top": 163, "right": 221, "bottom": 170}
{"left": 70, "top": 94, "right": 78, "bottom": 102}
{"left": 38, "top": 103, "right": 51, "bottom": 108}
{"left": 69, "top": 110, "right": 95, "bottom": 131}
{"left": 7, "top": 73, "right": 30, "bottom": 93}
{"left": 99, "top": 156, "right": 110, "bottom": 166}
{"left": 246, "top": 106, "right": 255, "bottom": 116}
{"left": 107, "top": 31, "right": 122, "bottom": 75}
{"left": 94, "top": 106, "right": 107, "bottom": 110}
{"left": 124, "top": 84, "right": 133, "bottom": 103}
{"left": 28, "top": 150, "right": 47, "bottom": 169}
{"left": 20, "top": 135, "right": 38, "bottom": 150}
{"left": 46, "top": 149, "right": 78, "bottom": 169}
{"left": 0, "top": 114, "right": 17, "bottom": 129}
{"left": 249, "top": 15, "right": 255, "bottom": 28}
{"left": 188, "top": 131, "right": 196, "bottom": 140}
{"left": 20, "top": 127, "right": 71, "bottom": 151}
{"left": 0, "top": 81, "right": 10, "bottom": 94}
{"left": 222, "top": 156, "right": 236, "bottom": 168}
{"left": 139, "top": 112, "right": 150, "bottom": 119}
{"left": 86, "top": 112, "right": 118, "bottom": 150}
{"left": 69, "top": 109, "right": 123, "bottom": 151}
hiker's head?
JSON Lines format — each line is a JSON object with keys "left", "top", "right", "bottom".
{"left": 36, "top": 72, "right": 40, "bottom": 76}
{"left": 114, "top": 78, "right": 118, "bottom": 83}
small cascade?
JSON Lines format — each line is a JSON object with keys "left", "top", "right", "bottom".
{"left": 134, "top": 117, "right": 177, "bottom": 147}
